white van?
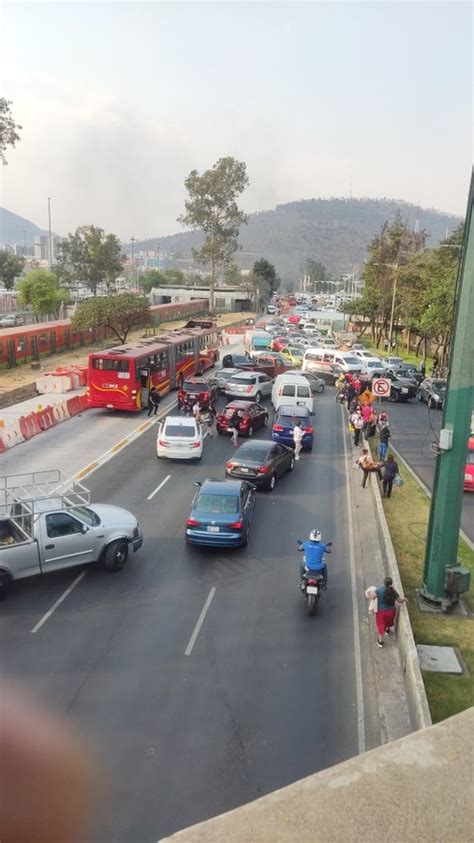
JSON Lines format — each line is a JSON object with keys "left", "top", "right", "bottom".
{"left": 302, "top": 348, "right": 363, "bottom": 376}
{"left": 272, "top": 373, "right": 313, "bottom": 412}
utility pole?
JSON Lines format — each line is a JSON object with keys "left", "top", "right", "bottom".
{"left": 421, "top": 170, "right": 474, "bottom": 604}
{"left": 130, "top": 236, "right": 135, "bottom": 290}
{"left": 47, "top": 197, "right": 53, "bottom": 269}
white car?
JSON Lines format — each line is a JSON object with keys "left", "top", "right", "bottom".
{"left": 157, "top": 416, "right": 203, "bottom": 460}
{"left": 225, "top": 371, "right": 273, "bottom": 402}
{"left": 354, "top": 349, "right": 381, "bottom": 362}
{"left": 213, "top": 367, "right": 240, "bottom": 389}
{"left": 359, "top": 358, "right": 387, "bottom": 376}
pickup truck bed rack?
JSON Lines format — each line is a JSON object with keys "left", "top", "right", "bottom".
{"left": 0, "top": 470, "right": 91, "bottom": 536}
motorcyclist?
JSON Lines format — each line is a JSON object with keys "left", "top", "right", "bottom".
{"left": 297, "top": 530, "right": 332, "bottom": 589}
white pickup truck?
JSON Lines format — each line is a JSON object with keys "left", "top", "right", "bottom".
{"left": 0, "top": 471, "right": 143, "bottom": 597}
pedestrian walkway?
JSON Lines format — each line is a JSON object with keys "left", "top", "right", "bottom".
{"left": 0, "top": 388, "right": 86, "bottom": 428}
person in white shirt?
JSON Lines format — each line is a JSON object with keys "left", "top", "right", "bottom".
{"left": 293, "top": 422, "right": 304, "bottom": 460}
{"left": 192, "top": 400, "right": 201, "bottom": 422}
{"left": 350, "top": 408, "right": 364, "bottom": 447}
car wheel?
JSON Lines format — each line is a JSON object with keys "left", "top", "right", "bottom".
{"left": 255, "top": 391, "right": 262, "bottom": 402}
{"left": 428, "top": 397, "right": 435, "bottom": 409}
{"left": 263, "top": 414, "right": 269, "bottom": 425}
{"left": 104, "top": 539, "right": 128, "bottom": 572}
{"left": 289, "top": 457, "right": 295, "bottom": 471}
{"left": 247, "top": 426, "right": 254, "bottom": 437}
{"left": 0, "top": 571, "right": 11, "bottom": 600}
{"left": 317, "top": 385, "right": 325, "bottom": 393}
{"left": 389, "top": 391, "right": 399, "bottom": 403}
{"left": 267, "top": 473, "right": 276, "bottom": 491}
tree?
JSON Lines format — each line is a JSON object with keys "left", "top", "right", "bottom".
{"left": 305, "top": 259, "right": 327, "bottom": 289}
{"left": 0, "top": 98, "right": 21, "bottom": 164}
{"left": 72, "top": 293, "right": 150, "bottom": 344}
{"left": 140, "top": 268, "right": 186, "bottom": 293}
{"left": 178, "top": 157, "right": 249, "bottom": 312}
{"left": 252, "top": 258, "right": 280, "bottom": 294}
{"left": 0, "top": 251, "right": 25, "bottom": 290}
{"left": 241, "top": 271, "right": 271, "bottom": 311}
{"left": 17, "top": 270, "right": 70, "bottom": 320}
{"left": 56, "top": 226, "right": 124, "bottom": 294}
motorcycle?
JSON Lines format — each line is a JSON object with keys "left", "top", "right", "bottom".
{"left": 300, "top": 571, "right": 325, "bottom": 615}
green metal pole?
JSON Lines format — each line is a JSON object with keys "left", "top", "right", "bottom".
{"left": 422, "top": 170, "right": 474, "bottom": 602}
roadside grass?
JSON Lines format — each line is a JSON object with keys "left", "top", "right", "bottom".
{"left": 356, "top": 336, "right": 423, "bottom": 368}
{"left": 374, "top": 446, "right": 474, "bottom": 723}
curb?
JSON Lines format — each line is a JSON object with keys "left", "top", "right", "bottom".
{"left": 368, "top": 448, "right": 432, "bottom": 731}
{"left": 389, "top": 443, "right": 474, "bottom": 551}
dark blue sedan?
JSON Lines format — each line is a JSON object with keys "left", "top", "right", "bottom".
{"left": 185, "top": 479, "right": 255, "bottom": 547}
{"left": 272, "top": 405, "right": 314, "bottom": 451}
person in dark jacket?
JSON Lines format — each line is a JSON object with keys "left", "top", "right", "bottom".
{"left": 147, "top": 386, "right": 161, "bottom": 416}
{"left": 378, "top": 419, "right": 391, "bottom": 460}
{"left": 382, "top": 454, "right": 399, "bottom": 498}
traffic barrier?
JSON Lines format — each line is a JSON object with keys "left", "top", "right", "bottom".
{"left": 1, "top": 422, "right": 25, "bottom": 448}
{"left": 78, "top": 394, "right": 89, "bottom": 411}
{"left": 19, "top": 413, "right": 42, "bottom": 441}
{"left": 52, "top": 401, "right": 71, "bottom": 423}
{"left": 37, "top": 405, "right": 57, "bottom": 431}
{"left": 36, "top": 374, "right": 74, "bottom": 394}
{"left": 66, "top": 396, "right": 83, "bottom": 416}
{"left": 0, "top": 435, "right": 6, "bottom": 453}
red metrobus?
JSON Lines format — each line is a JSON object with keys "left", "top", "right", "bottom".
{"left": 87, "top": 321, "right": 219, "bottom": 411}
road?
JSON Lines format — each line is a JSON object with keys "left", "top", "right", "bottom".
{"left": 380, "top": 397, "right": 474, "bottom": 542}
{"left": 0, "top": 389, "right": 379, "bottom": 842}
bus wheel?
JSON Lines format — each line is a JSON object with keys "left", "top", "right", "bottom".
{"left": 104, "top": 540, "right": 128, "bottom": 572}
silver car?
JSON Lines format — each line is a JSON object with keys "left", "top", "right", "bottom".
{"left": 225, "top": 371, "right": 273, "bottom": 402}
{"left": 213, "top": 367, "right": 240, "bottom": 390}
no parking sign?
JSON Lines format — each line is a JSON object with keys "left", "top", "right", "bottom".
{"left": 372, "top": 378, "right": 391, "bottom": 398}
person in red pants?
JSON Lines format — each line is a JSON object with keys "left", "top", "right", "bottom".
{"left": 375, "top": 577, "right": 408, "bottom": 647}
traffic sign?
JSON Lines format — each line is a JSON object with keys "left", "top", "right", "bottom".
{"left": 373, "top": 378, "right": 391, "bottom": 397}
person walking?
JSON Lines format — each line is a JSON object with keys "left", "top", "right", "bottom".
{"left": 335, "top": 374, "right": 346, "bottom": 403}
{"left": 293, "top": 421, "right": 304, "bottom": 460}
{"left": 373, "top": 576, "right": 408, "bottom": 648}
{"left": 368, "top": 407, "right": 378, "bottom": 438}
{"left": 361, "top": 403, "right": 373, "bottom": 439}
{"left": 378, "top": 416, "right": 391, "bottom": 460}
{"left": 351, "top": 409, "right": 364, "bottom": 447}
{"left": 357, "top": 448, "right": 383, "bottom": 488}
{"left": 229, "top": 409, "right": 241, "bottom": 447}
{"left": 420, "top": 359, "right": 426, "bottom": 378}
{"left": 192, "top": 400, "right": 201, "bottom": 423}
{"left": 382, "top": 454, "right": 399, "bottom": 498}
{"left": 206, "top": 400, "right": 217, "bottom": 438}
{"left": 147, "top": 386, "right": 161, "bottom": 417}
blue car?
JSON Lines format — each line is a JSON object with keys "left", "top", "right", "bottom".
{"left": 185, "top": 479, "right": 256, "bottom": 547}
{"left": 272, "top": 405, "right": 314, "bottom": 451}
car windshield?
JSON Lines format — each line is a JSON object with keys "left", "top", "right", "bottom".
{"left": 195, "top": 494, "right": 239, "bottom": 514}
{"left": 433, "top": 381, "right": 447, "bottom": 393}
{"left": 69, "top": 506, "right": 101, "bottom": 526}
{"left": 231, "top": 376, "right": 256, "bottom": 385}
{"left": 183, "top": 381, "right": 204, "bottom": 391}
{"left": 466, "top": 452, "right": 474, "bottom": 465}
{"left": 224, "top": 407, "right": 245, "bottom": 417}
{"left": 288, "top": 348, "right": 303, "bottom": 356}
{"left": 342, "top": 356, "right": 359, "bottom": 365}
{"left": 235, "top": 446, "right": 269, "bottom": 462}
{"left": 279, "top": 410, "right": 308, "bottom": 421}
{"left": 164, "top": 424, "right": 196, "bottom": 437}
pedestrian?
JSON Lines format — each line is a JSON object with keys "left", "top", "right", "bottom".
{"left": 335, "top": 374, "right": 346, "bottom": 403}
{"left": 229, "top": 409, "right": 241, "bottom": 446}
{"left": 357, "top": 448, "right": 383, "bottom": 488}
{"left": 293, "top": 421, "right": 304, "bottom": 460}
{"left": 352, "top": 376, "right": 361, "bottom": 394}
{"left": 374, "top": 576, "right": 408, "bottom": 648}
{"left": 431, "top": 354, "right": 439, "bottom": 374}
{"left": 368, "top": 407, "right": 378, "bottom": 438}
{"left": 206, "top": 400, "right": 217, "bottom": 438}
{"left": 383, "top": 338, "right": 389, "bottom": 352}
{"left": 192, "top": 400, "right": 201, "bottom": 423}
{"left": 361, "top": 403, "right": 373, "bottom": 439}
{"left": 391, "top": 339, "right": 397, "bottom": 350}
{"left": 382, "top": 454, "right": 399, "bottom": 498}
{"left": 351, "top": 409, "right": 364, "bottom": 447}
{"left": 147, "top": 386, "right": 161, "bottom": 417}
{"left": 378, "top": 416, "right": 391, "bottom": 460}
{"left": 420, "top": 359, "right": 426, "bottom": 378}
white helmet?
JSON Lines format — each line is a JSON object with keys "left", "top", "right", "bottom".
{"left": 309, "top": 529, "right": 322, "bottom": 542}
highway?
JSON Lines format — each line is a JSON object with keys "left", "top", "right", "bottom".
{"left": 380, "top": 398, "right": 474, "bottom": 543}
{"left": 0, "top": 388, "right": 381, "bottom": 842}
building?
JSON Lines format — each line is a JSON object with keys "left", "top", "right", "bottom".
{"left": 149, "top": 284, "right": 252, "bottom": 312}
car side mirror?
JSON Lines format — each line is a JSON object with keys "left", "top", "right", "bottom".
{"left": 81, "top": 523, "right": 88, "bottom": 534}
{"left": 193, "top": 481, "right": 202, "bottom": 487}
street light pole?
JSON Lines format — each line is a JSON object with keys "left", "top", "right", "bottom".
{"left": 421, "top": 170, "right": 474, "bottom": 605}
{"left": 47, "top": 197, "right": 53, "bottom": 269}
{"left": 130, "top": 236, "right": 135, "bottom": 290}
{"left": 374, "top": 262, "right": 398, "bottom": 348}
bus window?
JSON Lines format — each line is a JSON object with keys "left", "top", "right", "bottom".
{"left": 92, "top": 358, "right": 130, "bottom": 372}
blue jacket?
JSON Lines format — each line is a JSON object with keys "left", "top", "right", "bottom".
{"left": 298, "top": 541, "right": 331, "bottom": 572}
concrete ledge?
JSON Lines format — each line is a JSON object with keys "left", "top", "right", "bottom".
{"left": 370, "top": 459, "right": 432, "bottom": 731}
{"left": 162, "top": 709, "right": 473, "bottom": 842}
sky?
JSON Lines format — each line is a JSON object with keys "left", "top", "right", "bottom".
{"left": 1, "top": 1, "right": 472, "bottom": 240}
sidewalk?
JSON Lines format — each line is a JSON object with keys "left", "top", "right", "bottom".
{"left": 0, "top": 388, "right": 86, "bottom": 428}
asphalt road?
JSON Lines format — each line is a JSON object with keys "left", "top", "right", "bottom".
{"left": 0, "top": 389, "right": 378, "bottom": 842}
{"left": 380, "top": 397, "right": 474, "bottom": 542}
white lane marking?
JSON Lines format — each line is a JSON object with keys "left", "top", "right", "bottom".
{"left": 341, "top": 405, "right": 366, "bottom": 754}
{"left": 184, "top": 587, "right": 216, "bottom": 656}
{"left": 147, "top": 475, "right": 171, "bottom": 501}
{"left": 31, "top": 571, "right": 87, "bottom": 634}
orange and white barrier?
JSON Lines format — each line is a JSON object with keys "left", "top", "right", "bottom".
{"left": 1, "top": 420, "right": 25, "bottom": 448}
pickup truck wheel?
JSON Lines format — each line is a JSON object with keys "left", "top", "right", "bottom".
{"left": 104, "top": 540, "right": 128, "bottom": 572}
{"left": 0, "top": 572, "right": 10, "bottom": 599}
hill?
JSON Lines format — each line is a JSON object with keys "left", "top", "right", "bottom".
{"left": 0, "top": 207, "right": 52, "bottom": 246}
{"left": 131, "top": 198, "right": 462, "bottom": 281}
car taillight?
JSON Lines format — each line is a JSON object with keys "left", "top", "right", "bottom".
{"left": 226, "top": 460, "right": 236, "bottom": 469}
{"left": 304, "top": 426, "right": 313, "bottom": 434}
{"left": 307, "top": 578, "right": 318, "bottom": 585}
{"left": 159, "top": 439, "right": 169, "bottom": 447}
{"left": 257, "top": 466, "right": 269, "bottom": 474}
{"left": 202, "top": 391, "right": 209, "bottom": 400}
{"left": 186, "top": 518, "right": 201, "bottom": 527}
{"left": 240, "top": 417, "right": 249, "bottom": 426}
{"left": 191, "top": 441, "right": 201, "bottom": 448}
{"left": 273, "top": 424, "right": 284, "bottom": 432}
{"left": 228, "top": 521, "right": 243, "bottom": 529}
{"left": 246, "top": 385, "right": 253, "bottom": 392}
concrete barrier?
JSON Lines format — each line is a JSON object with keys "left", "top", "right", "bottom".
{"left": 19, "top": 413, "right": 42, "bottom": 440}
{"left": 66, "top": 395, "right": 83, "bottom": 416}
{"left": 52, "top": 401, "right": 71, "bottom": 423}
{"left": 0, "top": 434, "right": 6, "bottom": 453}
{"left": 370, "top": 467, "right": 432, "bottom": 731}
{"left": 2, "top": 420, "right": 25, "bottom": 448}
{"left": 37, "top": 406, "right": 57, "bottom": 431}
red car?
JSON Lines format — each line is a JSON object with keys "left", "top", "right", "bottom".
{"left": 271, "top": 336, "right": 291, "bottom": 352}
{"left": 178, "top": 375, "right": 218, "bottom": 410}
{"left": 216, "top": 400, "right": 269, "bottom": 437}
{"left": 464, "top": 436, "right": 474, "bottom": 492}
{"left": 287, "top": 314, "right": 301, "bottom": 325}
